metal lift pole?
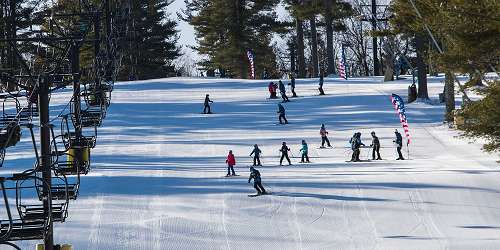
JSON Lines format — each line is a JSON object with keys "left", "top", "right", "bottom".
{"left": 371, "top": 0, "right": 380, "bottom": 76}
{"left": 39, "top": 74, "right": 54, "bottom": 250}
{"left": 72, "top": 44, "right": 82, "bottom": 138}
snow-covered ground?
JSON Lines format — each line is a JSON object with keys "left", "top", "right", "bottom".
{"left": 2, "top": 75, "right": 499, "bottom": 249}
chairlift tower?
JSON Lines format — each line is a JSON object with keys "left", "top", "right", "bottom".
{"left": 359, "top": 0, "right": 389, "bottom": 76}
{"left": 0, "top": 0, "right": 126, "bottom": 249}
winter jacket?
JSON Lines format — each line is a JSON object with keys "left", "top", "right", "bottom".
{"left": 280, "top": 145, "right": 290, "bottom": 155}
{"left": 250, "top": 148, "right": 262, "bottom": 157}
{"left": 278, "top": 105, "right": 285, "bottom": 115}
{"left": 371, "top": 136, "right": 380, "bottom": 147}
{"left": 248, "top": 169, "right": 262, "bottom": 183}
{"left": 279, "top": 82, "right": 286, "bottom": 93}
{"left": 268, "top": 83, "right": 275, "bottom": 93}
{"left": 226, "top": 153, "right": 236, "bottom": 166}
{"left": 320, "top": 127, "right": 328, "bottom": 137}
{"left": 204, "top": 96, "right": 213, "bottom": 106}
{"left": 395, "top": 132, "right": 403, "bottom": 147}
{"left": 300, "top": 143, "right": 308, "bottom": 154}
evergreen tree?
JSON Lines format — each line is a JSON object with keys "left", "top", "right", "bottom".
{"left": 460, "top": 81, "right": 500, "bottom": 152}
{"left": 182, "top": 0, "right": 280, "bottom": 79}
{"left": 119, "top": 0, "right": 180, "bottom": 80}
{"left": 390, "top": 0, "right": 500, "bottom": 151}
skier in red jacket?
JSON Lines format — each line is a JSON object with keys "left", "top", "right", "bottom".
{"left": 268, "top": 82, "right": 277, "bottom": 99}
{"left": 226, "top": 150, "right": 236, "bottom": 176}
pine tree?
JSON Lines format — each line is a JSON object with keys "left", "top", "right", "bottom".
{"left": 119, "top": 0, "right": 180, "bottom": 80}
{"left": 390, "top": 0, "right": 500, "bottom": 151}
{"left": 182, "top": 0, "right": 280, "bottom": 79}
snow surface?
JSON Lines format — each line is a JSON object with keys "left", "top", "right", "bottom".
{"left": 1, "top": 75, "right": 499, "bottom": 250}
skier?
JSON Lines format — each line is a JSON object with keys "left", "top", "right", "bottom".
{"left": 248, "top": 167, "right": 267, "bottom": 195}
{"left": 279, "top": 142, "right": 292, "bottom": 166}
{"left": 277, "top": 103, "right": 288, "bottom": 124}
{"left": 203, "top": 94, "right": 214, "bottom": 114}
{"left": 262, "top": 68, "right": 269, "bottom": 79}
{"left": 250, "top": 144, "right": 262, "bottom": 166}
{"left": 393, "top": 129, "right": 405, "bottom": 160}
{"left": 370, "top": 131, "right": 382, "bottom": 160}
{"left": 319, "top": 124, "right": 332, "bottom": 148}
{"left": 268, "top": 82, "right": 277, "bottom": 99}
{"left": 225, "top": 150, "right": 236, "bottom": 176}
{"left": 318, "top": 72, "right": 325, "bottom": 95}
{"left": 350, "top": 132, "right": 365, "bottom": 162}
{"left": 288, "top": 75, "right": 297, "bottom": 97}
{"left": 278, "top": 80, "right": 290, "bottom": 102}
{"left": 300, "top": 140, "right": 310, "bottom": 163}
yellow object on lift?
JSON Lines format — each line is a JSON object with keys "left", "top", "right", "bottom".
{"left": 67, "top": 147, "right": 90, "bottom": 166}
{"left": 35, "top": 244, "right": 73, "bottom": 250}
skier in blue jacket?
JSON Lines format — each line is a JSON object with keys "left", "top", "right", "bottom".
{"left": 300, "top": 140, "right": 310, "bottom": 163}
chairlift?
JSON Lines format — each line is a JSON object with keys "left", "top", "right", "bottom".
{"left": 0, "top": 174, "right": 51, "bottom": 242}
{"left": 60, "top": 115, "right": 97, "bottom": 150}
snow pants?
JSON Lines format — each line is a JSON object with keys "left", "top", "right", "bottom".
{"left": 279, "top": 114, "right": 288, "bottom": 124}
{"left": 253, "top": 156, "right": 261, "bottom": 166}
{"left": 227, "top": 165, "right": 235, "bottom": 176}
{"left": 321, "top": 136, "right": 331, "bottom": 147}
{"left": 372, "top": 145, "right": 381, "bottom": 160}
{"left": 254, "top": 181, "right": 266, "bottom": 194}
{"left": 280, "top": 153, "right": 291, "bottom": 165}
{"left": 203, "top": 105, "right": 211, "bottom": 114}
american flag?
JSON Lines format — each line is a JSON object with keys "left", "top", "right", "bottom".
{"left": 391, "top": 94, "right": 411, "bottom": 145}
{"left": 337, "top": 47, "right": 347, "bottom": 80}
{"left": 246, "top": 49, "right": 255, "bottom": 79}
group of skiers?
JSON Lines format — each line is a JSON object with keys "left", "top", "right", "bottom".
{"left": 349, "top": 129, "right": 405, "bottom": 162}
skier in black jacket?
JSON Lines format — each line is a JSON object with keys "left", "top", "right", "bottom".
{"left": 248, "top": 167, "right": 267, "bottom": 195}
{"left": 250, "top": 144, "right": 262, "bottom": 166}
{"left": 318, "top": 72, "right": 325, "bottom": 95}
{"left": 279, "top": 142, "right": 292, "bottom": 166}
{"left": 203, "top": 94, "right": 214, "bottom": 114}
{"left": 370, "top": 131, "right": 382, "bottom": 160}
{"left": 277, "top": 104, "right": 288, "bottom": 124}
{"left": 288, "top": 75, "right": 297, "bottom": 97}
{"left": 278, "top": 80, "right": 290, "bottom": 102}
{"left": 393, "top": 129, "right": 405, "bottom": 160}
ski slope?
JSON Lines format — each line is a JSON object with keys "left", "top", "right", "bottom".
{"left": 2, "top": 75, "right": 500, "bottom": 250}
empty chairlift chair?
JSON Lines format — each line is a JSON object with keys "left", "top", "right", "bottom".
{"left": 0, "top": 174, "right": 51, "bottom": 242}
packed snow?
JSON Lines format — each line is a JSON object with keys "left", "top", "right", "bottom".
{"left": 1, "top": 75, "right": 499, "bottom": 250}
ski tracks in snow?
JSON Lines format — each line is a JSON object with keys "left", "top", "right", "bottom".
{"left": 86, "top": 194, "right": 105, "bottom": 249}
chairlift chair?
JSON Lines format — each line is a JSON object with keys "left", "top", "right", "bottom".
{"left": 0, "top": 174, "right": 51, "bottom": 242}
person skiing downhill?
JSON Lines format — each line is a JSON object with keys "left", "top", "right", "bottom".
{"left": 248, "top": 167, "right": 267, "bottom": 195}
{"left": 393, "top": 129, "right": 405, "bottom": 160}
{"left": 288, "top": 75, "right": 297, "bottom": 97}
{"left": 268, "top": 82, "right": 277, "bottom": 99}
{"left": 277, "top": 104, "right": 288, "bottom": 124}
{"left": 203, "top": 94, "right": 214, "bottom": 114}
{"left": 320, "top": 124, "right": 332, "bottom": 148}
{"left": 225, "top": 150, "right": 236, "bottom": 176}
{"left": 318, "top": 72, "right": 325, "bottom": 95}
{"left": 300, "top": 140, "right": 310, "bottom": 163}
{"left": 278, "top": 80, "right": 290, "bottom": 102}
{"left": 250, "top": 144, "right": 262, "bottom": 166}
{"left": 370, "top": 131, "right": 382, "bottom": 160}
{"left": 279, "top": 142, "right": 292, "bottom": 166}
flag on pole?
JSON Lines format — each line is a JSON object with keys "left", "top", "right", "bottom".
{"left": 246, "top": 49, "right": 255, "bottom": 79}
{"left": 337, "top": 46, "right": 347, "bottom": 80}
{"left": 391, "top": 93, "right": 411, "bottom": 145}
